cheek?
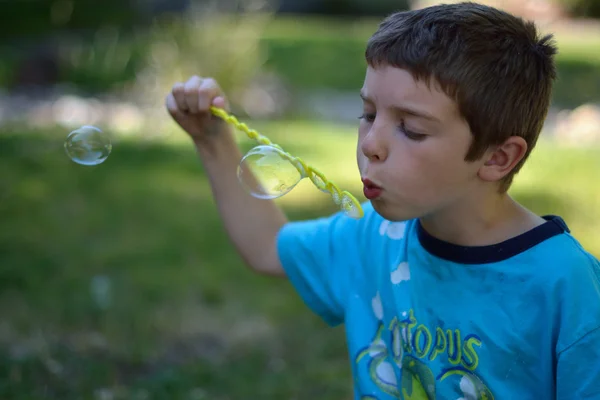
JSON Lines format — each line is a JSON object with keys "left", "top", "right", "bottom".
{"left": 413, "top": 146, "right": 474, "bottom": 190}
{"left": 390, "top": 144, "right": 457, "bottom": 190}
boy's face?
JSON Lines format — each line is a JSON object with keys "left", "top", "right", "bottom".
{"left": 357, "top": 65, "right": 487, "bottom": 221}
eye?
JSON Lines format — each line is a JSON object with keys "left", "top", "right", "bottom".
{"left": 399, "top": 120, "right": 427, "bottom": 141}
{"left": 358, "top": 113, "right": 376, "bottom": 123}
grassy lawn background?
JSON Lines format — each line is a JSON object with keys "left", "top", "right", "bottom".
{"left": 1, "top": 119, "right": 598, "bottom": 399}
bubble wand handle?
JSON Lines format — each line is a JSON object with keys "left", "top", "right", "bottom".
{"left": 209, "top": 106, "right": 364, "bottom": 219}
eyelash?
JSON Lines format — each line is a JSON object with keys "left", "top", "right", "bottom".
{"left": 358, "top": 113, "right": 427, "bottom": 141}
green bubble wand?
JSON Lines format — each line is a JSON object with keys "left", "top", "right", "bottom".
{"left": 209, "top": 106, "right": 364, "bottom": 219}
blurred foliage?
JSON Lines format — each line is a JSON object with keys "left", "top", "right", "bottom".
{"left": 276, "top": 0, "right": 411, "bottom": 16}
{"left": 1, "top": 3, "right": 272, "bottom": 98}
{"left": 129, "top": 11, "right": 272, "bottom": 109}
{"left": 0, "top": 0, "right": 141, "bottom": 41}
{"left": 2, "top": 9, "right": 600, "bottom": 110}
{"left": 259, "top": 22, "right": 600, "bottom": 109}
{"left": 260, "top": 16, "right": 600, "bottom": 109}
{"left": 555, "top": 0, "right": 600, "bottom": 18}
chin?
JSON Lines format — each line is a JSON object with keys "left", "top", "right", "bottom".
{"left": 370, "top": 199, "right": 419, "bottom": 222}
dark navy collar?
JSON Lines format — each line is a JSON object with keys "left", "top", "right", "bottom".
{"left": 417, "top": 215, "right": 570, "bottom": 264}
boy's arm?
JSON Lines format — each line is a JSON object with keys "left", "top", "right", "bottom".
{"left": 197, "top": 135, "right": 288, "bottom": 277}
{"left": 166, "top": 76, "right": 287, "bottom": 277}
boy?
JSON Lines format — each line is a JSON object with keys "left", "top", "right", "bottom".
{"left": 166, "top": 2, "right": 600, "bottom": 399}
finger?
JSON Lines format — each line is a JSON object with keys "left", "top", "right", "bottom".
{"left": 166, "top": 93, "right": 184, "bottom": 119}
{"left": 184, "top": 75, "right": 203, "bottom": 114}
{"left": 171, "top": 82, "right": 188, "bottom": 112}
{"left": 197, "top": 78, "right": 221, "bottom": 112}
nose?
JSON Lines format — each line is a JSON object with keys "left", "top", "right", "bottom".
{"left": 360, "top": 126, "right": 388, "bottom": 162}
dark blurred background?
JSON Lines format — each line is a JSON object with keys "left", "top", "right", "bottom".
{"left": 1, "top": 0, "right": 599, "bottom": 399}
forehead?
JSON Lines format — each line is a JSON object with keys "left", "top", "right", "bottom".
{"left": 361, "top": 65, "right": 459, "bottom": 119}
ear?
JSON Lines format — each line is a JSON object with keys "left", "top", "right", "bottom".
{"left": 478, "top": 136, "right": 528, "bottom": 182}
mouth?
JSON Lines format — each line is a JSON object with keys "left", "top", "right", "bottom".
{"left": 361, "top": 178, "right": 383, "bottom": 200}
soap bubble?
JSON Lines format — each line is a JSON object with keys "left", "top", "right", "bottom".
{"left": 237, "top": 145, "right": 303, "bottom": 199}
{"left": 236, "top": 144, "right": 364, "bottom": 219}
{"left": 64, "top": 125, "right": 111, "bottom": 166}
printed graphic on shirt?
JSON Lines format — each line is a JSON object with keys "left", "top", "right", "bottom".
{"left": 355, "top": 309, "right": 493, "bottom": 399}
{"left": 355, "top": 250, "right": 493, "bottom": 399}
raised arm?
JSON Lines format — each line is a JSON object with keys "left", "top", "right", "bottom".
{"left": 166, "top": 75, "right": 287, "bottom": 277}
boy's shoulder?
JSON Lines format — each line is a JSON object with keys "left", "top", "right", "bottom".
{"left": 522, "top": 216, "right": 600, "bottom": 278}
{"left": 528, "top": 218, "right": 600, "bottom": 352}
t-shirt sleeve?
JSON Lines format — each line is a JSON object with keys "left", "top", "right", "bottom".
{"left": 276, "top": 202, "right": 377, "bottom": 327}
{"left": 556, "top": 327, "right": 600, "bottom": 399}
{"left": 556, "top": 249, "right": 600, "bottom": 399}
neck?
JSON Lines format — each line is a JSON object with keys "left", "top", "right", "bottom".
{"left": 419, "top": 191, "right": 545, "bottom": 247}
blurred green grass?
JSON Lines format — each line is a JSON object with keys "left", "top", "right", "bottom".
{"left": 0, "top": 120, "right": 598, "bottom": 399}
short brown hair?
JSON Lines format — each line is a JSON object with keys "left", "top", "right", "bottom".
{"left": 365, "top": 1, "right": 557, "bottom": 191}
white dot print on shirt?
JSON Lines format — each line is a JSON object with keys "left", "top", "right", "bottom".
{"left": 371, "top": 291, "right": 384, "bottom": 320}
{"left": 378, "top": 220, "right": 407, "bottom": 240}
{"left": 391, "top": 262, "right": 411, "bottom": 284}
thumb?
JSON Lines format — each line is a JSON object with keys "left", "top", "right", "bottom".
{"left": 212, "top": 96, "right": 229, "bottom": 111}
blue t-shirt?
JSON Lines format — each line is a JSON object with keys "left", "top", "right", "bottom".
{"left": 276, "top": 202, "right": 600, "bottom": 399}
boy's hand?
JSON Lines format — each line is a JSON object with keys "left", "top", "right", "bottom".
{"left": 166, "top": 75, "right": 232, "bottom": 147}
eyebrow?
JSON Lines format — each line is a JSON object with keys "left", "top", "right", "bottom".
{"left": 360, "top": 91, "right": 441, "bottom": 123}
